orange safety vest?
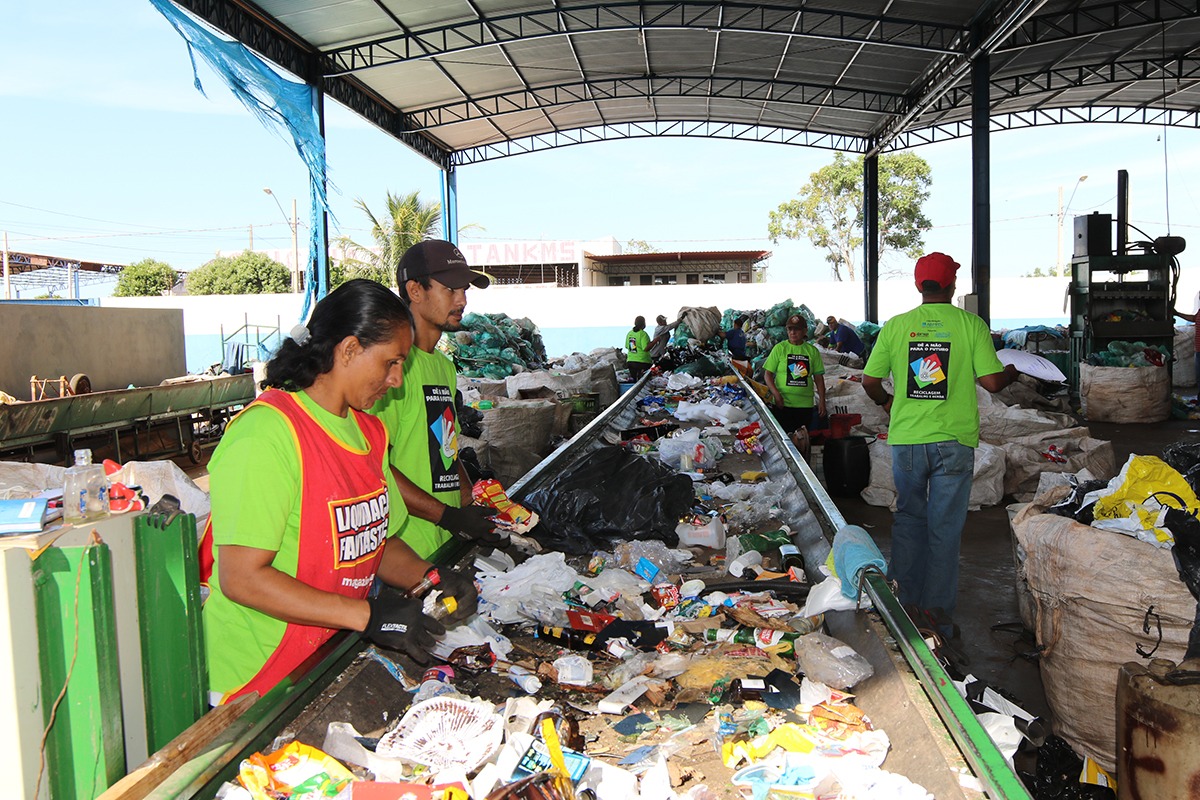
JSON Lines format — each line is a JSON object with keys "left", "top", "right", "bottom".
{"left": 199, "top": 389, "right": 390, "bottom": 702}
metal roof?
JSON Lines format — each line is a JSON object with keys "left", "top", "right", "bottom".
{"left": 587, "top": 249, "right": 770, "bottom": 264}
{"left": 174, "top": 0, "right": 1200, "bottom": 168}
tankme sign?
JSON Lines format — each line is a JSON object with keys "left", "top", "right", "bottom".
{"left": 459, "top": 240, "right": 578, "bottom": 266}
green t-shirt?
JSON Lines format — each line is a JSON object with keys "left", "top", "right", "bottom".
{"left": 625, "top": 329, "right": 652, "bottom": 364}
{"left": 863, "top": 303, "right": 1004, "bottom": 448}
{"left": 203, "top": 390, "right": 404, "bottom": 697}
{"left": 763, "top": 341, "right": 825, "bottom": 408}
{"left": 370, "top": 346, "right": 463, "bottom": 558}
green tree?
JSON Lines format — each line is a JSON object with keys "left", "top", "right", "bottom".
{"left": 335, "top": 190, "right": 442, "bottom": 287}
{"left": 186, "top": 250, "right": 291, "bottom": 295}
{"left": 114, "top": 258, "right": 178, "bottom": 296}
{"left": 768, "top": 152, "right": 932, "bottom": 281}
{"left": 625, "top": 239, "right": 658, "bottom": 254}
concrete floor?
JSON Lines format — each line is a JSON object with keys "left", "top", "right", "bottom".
{"left": 831, "top": 416, "right": 1200, "bottom": 723}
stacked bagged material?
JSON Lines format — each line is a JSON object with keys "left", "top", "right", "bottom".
{"left": 451, "top": 312, "right": 548, "bottom": 379}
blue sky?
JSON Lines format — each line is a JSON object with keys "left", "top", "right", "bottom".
{"left": 5, "top": 0, "right": 1200, "bottom": 290}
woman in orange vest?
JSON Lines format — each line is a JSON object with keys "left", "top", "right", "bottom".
{"left": 201, "top": 279, "right": 477, "bottom": 704}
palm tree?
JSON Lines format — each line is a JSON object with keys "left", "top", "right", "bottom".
{"left": 335, "top": 190, "right": 442, "bottom": 287}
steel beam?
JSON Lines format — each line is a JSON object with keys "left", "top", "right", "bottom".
{"left": 407, "top": 75, "right": 905, "bottom": 131}
{"left": 863, "top": 151, "right": 879, "bottom": 324}
{"left": 972, "top": 54, "right": 992, "bottom": 325}
{"left": 325, "top": 2, "right": 964, "bottom": 75}
{"left": 452, "top": 120, "right": 869, "bottom": 164}
{"left": 1003, "top": 0, "right": 1200, "bottom": 50}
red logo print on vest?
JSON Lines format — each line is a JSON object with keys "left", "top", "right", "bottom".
{"left": 330, "top": 488, "right": 389, "bottom": 569}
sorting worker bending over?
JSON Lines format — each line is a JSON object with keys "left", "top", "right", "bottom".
{"left": 861, "top": 252, "right": 1017, "bottom": 638}
{"left": 371, "top": 240, "right": 502, "bottom": 558}
{"left": 200, "top": 280, "right": 477, "bottom": 705}
{"left": 625, "top": 315, "right": 653, "bottom": 380}
{"left": 763, "top": 314, "right": 826, "bottom": 434}
{"left": 825, "top": 315, "right": 866, "bottom": 358}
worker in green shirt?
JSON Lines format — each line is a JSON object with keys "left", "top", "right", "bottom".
{"left": 200, "top": 280, "right": 477, "bottom": 704}
{"left": 862, "top": 252, "right": 1017, "bottom": 638}
{"left": 763, "top": 314, "right": 826, "bottom": 434}
{"left": 371, "top": 240, "right": 503, "bottom": 559}
{"left": 625, "top": 315, "right": 653, "bottom": 380}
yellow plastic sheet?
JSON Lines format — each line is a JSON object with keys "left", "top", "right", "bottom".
{"left": 722, "top": 722, "right": 819, "bottom": 767}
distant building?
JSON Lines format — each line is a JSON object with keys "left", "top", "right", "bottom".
{"left": 585, "top": 250, "right": 769, "bottom": 286}
{"left": 457, "top": 238, "right": 770, "bottom": 287}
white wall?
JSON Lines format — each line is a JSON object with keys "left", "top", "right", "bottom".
{"left": 99, "top": 276, "right": 1085, "bottom": 336}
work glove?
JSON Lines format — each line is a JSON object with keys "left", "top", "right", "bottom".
{"left": 439, "top": 503, "right": 505, "bottom": 544}
{"left": 435, "top": 567, "right": 480, "bottom": 624}
{"left": 364, "top": 587, "right": 444, "bottom": 664}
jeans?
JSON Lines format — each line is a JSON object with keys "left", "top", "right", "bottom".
{"left": 889, "top": 441, "right": 974, "bottom": 617}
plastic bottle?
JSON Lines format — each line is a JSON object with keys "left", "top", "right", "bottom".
{"left": 728, "top": 549, "right": 763, "bottom": 578}
{"left": 63, "top": 449, "right": 109, "bottom": 525}
{"left": 407, "top": 568, "right": 442, "bottom": 599}
{"left": 506, "top": 664, "right": 542, "bottom": 694}
{"left": 427, "top": 596, "right": 458, "bottom": 621}
{"left": 412, "top": 664, "right": 457, "bottom": 704}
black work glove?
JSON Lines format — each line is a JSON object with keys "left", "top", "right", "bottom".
{"left": 439, "top": 503, "right": 505, "bottom": 544}
{"left": 435, "top": 567, "right": 480, "bottom": 624}
{"left": 364, "top": 588, "right": 445, "bottom": 664}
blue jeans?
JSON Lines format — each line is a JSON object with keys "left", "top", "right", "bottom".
{"left": 889, "top": 441, "right": 974, "bottom": 617}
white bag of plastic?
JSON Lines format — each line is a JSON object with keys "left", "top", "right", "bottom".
{"left": 794, "top": 631, "right": 874, "bottom": 689}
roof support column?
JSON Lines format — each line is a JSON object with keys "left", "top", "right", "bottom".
{"left": 971, "top": 52, "right": 991, "bottom": 325}
{"left": 440, "top": 167, "right": 459, "bottom": 245}
{"left": 863, "top": 151, "right": 880, "bottom": 323}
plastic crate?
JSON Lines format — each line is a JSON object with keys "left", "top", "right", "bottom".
{"left": 562, "top": 392, "right": 599, "bottom": 413}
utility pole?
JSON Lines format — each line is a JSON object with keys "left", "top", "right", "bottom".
{"left": 3, "top": 231, "right": 10, "bottom": 300}
{"left": 291, "top": 197, "right": 300, "bottom": 292}
{"left": 1056, "top": 185, "right": 1064, "bottom": 277}
{"left": 249, "top": 224, "right": 254, "bottom": 250}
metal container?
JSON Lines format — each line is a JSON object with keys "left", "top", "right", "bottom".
{"left": 1117, "top": 658, "right": 1200, "bottom": 800}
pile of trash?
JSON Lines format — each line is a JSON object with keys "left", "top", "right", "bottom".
{"left": 1084, "top": 340, "right": 1169, "bottom": 368}
{"left": 449, "top": 313, "right": 548, "bottom": 379}
{"left": 214, "top": 371, "right": 947, "bottom": 800}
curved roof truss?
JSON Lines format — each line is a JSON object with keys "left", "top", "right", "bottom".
{"left": 173, "top": 0, "right": 1200, "bottom": 166}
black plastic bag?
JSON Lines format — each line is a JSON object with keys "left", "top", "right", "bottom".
{"left": 1163, "top": 441, "right": 1200, "bottom": 497}
{"left": 1164, "top": 507, "right": 1200, "bottom": 659}
{"left": 520, "top": 445, "right": 694, "bottom": 554}
{"left": 1024, "top": 735, "right": 1115, "bottom": 800}
{"left": 1046, "top": 478, "right": 1108, "bottom": 524}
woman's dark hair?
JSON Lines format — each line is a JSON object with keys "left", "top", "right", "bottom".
{"left": 263, "top": 279, "right": 412, "bottom": 391}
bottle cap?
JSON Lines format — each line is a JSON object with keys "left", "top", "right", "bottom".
{"left": 74, "top": 449, "right": 92, "bottom": 464}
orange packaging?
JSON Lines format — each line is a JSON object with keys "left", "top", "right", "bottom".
{"left": 471, "top": 479, "right": 539, "bottom": 533}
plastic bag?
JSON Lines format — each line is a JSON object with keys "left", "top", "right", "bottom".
{"left": 794, "top": 632, "right": 875, "bottom": 690}
{"left": 521, "top": 446, "right": 695, "bottom": 554}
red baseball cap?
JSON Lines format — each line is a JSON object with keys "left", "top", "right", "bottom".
{"left": 914, "top": 252, "right": 960, "bottom": 289}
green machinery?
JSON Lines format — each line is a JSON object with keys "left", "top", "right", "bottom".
{"left": 2, "top": 513, "right": 208, "bottom": 799}
{"left": 1067, "top": 171, "right": 1182, "bottom": 396}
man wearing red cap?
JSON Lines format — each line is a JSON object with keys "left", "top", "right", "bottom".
{"left": 861, "top": 252, "right": 1017, "bottom": 636}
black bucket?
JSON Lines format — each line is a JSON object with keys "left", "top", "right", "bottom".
{"left": 824, "top": 436, "right": 871, "bottom": 497}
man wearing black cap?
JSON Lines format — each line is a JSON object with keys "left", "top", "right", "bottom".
{"left": 861, "top": 252, "right": 1017, "bottom": 637}
{"left": 371, "top": 239, "right": 500, "bottom": 558}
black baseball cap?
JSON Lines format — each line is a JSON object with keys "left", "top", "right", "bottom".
{"left": 396, "top": 240, "right": 490, "bottom": 289}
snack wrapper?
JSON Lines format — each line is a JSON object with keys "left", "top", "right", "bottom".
{"left": 471, "top": 479, "right": 538, "bottom": 533}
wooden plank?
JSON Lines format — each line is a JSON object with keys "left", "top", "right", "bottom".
{"left": 97, "top": 694, "right": 258, "bottom": 800}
